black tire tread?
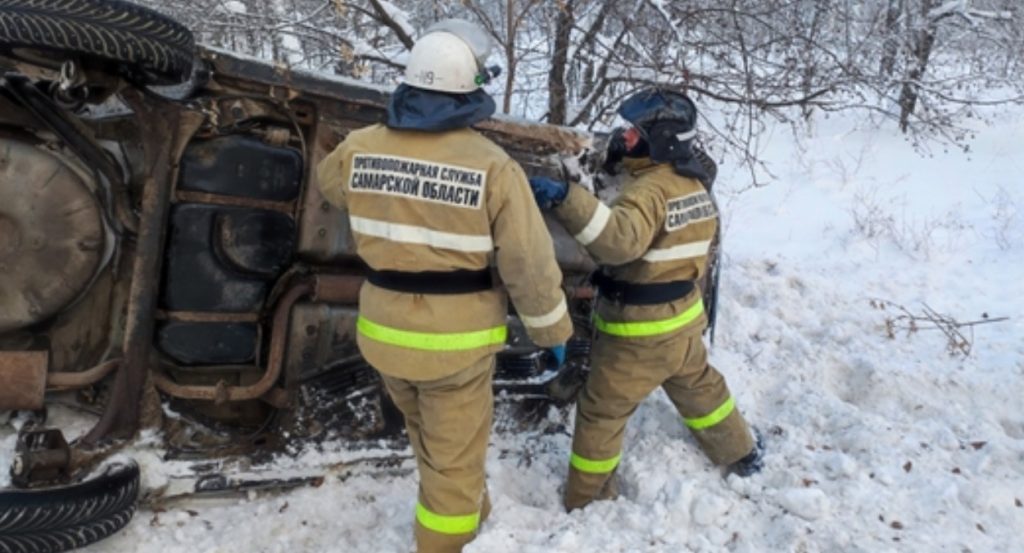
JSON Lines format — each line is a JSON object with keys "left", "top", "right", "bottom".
{"left": 0, "top": 0, "right": 193, "bottom": 83}
{"left": 0, "top": 462, "right": 139, "bottom": 553}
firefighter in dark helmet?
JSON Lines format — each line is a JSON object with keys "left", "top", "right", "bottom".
{"left": 528, "top": 88, "right": 763, "bottom": 511}
{"left": 317, "top": 19, "right": 572, "bottom": 552}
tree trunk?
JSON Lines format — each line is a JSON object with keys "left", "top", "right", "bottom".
{"left": 898, "top": 0, "right": 938, "bottom": 132}
{"left": 800, "top": 0, "right": 826, "bottom": 120}
{"left": 546, "top": 1, "right": 574, "bottom": 124}
{"left": 503, "top": 0, "right": 516, "bottom": 114}
{"left": 879, "top": 0, "right": 903, "bottom": 77}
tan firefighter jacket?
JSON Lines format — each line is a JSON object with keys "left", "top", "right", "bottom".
{"left": 552, "top": 157, "right": 715, "bottom": 338}
{"left": 316, "top": 124, "right": 572, "bottom": 380}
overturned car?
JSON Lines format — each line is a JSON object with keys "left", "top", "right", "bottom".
{"left": 0, "top": 1, "right": 720, "bottom": 551}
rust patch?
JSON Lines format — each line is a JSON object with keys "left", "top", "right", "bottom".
{"left": 11, "top": 429, "right": 71, "bottom": 488}
{"left": 157, "top": 311, "right": 261, "bottom": 323}
{"left": 176, "top": 190, "right": 295, "bottom": 214}
{"left": 477, "top": 118, "right": 591, "bottom": 155}
{"left": 81, "top": 102, "right": 206, "bottom": 445}
{"left": 0, "top": 351, "right": 48, "bottom": 410}
{"left": 313, "top": 274, "right": 363, "bottom": 304}
{"left": 567, "top": 285, "right": 595, "bottom": 300}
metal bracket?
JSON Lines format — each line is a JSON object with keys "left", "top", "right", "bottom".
{"left": 10, "top": 428, "right": 72, "bottom": 488}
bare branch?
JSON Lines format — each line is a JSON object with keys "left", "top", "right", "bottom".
{"left": 365, "top": 0, "right": 416, "bottom": 50}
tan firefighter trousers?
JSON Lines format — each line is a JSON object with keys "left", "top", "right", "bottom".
{"left": 380, "top": 356, "right": 495, "bottom": 553}
{"left": 566, "top": 331, "right": 754, "bottom": 511}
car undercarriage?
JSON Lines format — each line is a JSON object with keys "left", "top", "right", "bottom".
{"left": 0, "top": 2, "right": 718, "bottom": 551}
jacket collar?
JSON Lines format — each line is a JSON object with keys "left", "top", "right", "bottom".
{"left": 622, "top": 156, "right": 661, "bottom": 176}
{"left": 386, "top": 84, "right": 496, "bottom": 132}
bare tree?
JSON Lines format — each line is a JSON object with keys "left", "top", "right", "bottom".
{"left": 546, "top": 1, "right": 574, "bottom": 125}
{"left": 460, "top": 0, "right": 545, "bottom": 114}
{"left": 897, "top": 0, "right": 940, "bottom": 131}
{"left": 879, "top": 0, "right": 905, "bottom": 77}
{"left": 135, "top": 0, "right": 1024, "bottom": 163}
{"left": 541, "top": 0, "right": 617, "bottom": 124}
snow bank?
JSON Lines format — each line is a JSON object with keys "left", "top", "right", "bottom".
{"left": 3, "top": 109, "right": 1020, "bottom": 552}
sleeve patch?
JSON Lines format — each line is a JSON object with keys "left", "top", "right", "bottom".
{"left": 348, "top": 153, "right": 486, "bottom": 209}
{"left": 665, "top": 191, "right": 716, "bottom": 231}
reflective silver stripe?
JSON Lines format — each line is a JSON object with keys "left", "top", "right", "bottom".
{"left": 642, "top": 240, "right": 712, "bottom": 262}
{"left": 675, "top": 129, "right": 697, "bottom": 142}
{"left": 519, "top": 297, "right": 567, "bottom": 329}
{"left": 574, "top": 202, "right": 611, "bottom": 246}
{"left": 350, "top": 216, "right": 493, "bottom": 252}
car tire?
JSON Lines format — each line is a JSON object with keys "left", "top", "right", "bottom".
{"left": 0, "top": 461, "right": 139, "bottom": 553}
{"left": 0, "top": 0, "right": 194, "bottom": 84}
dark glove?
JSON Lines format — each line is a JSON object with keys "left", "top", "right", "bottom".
{"left": 603, "top": 127, "right": 628, "bottom": 174}
{"left": 527, "top": 176, "right": 568, "bottom": 210}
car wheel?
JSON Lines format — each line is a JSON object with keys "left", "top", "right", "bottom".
{"left": 0, "top": 0, "right": 194, "bottom": 84}
{"left": 0, "top": 461, "right": 139, "bottom": 553}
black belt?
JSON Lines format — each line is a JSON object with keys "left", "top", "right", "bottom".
{"left": 591, "top": 271, "right": 694, "bottom": 306}
{"left": 367, "top": 268, "right": 494, "bottom": 295}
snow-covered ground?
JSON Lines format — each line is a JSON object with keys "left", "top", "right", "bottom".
{"left": 3, "top": 110, "right": 1022, "bottom": 552}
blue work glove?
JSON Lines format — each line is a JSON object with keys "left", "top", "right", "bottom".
{"left": 547, "top": 344, "right": 566, "bottom": 370}
{"left": 528, "top": 176, "right": 568, "bottom": 210}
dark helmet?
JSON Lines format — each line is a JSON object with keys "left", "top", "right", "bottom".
{"left": 617, "top": 88, "right": 698, "bottom": 164}
{"left": 617, "top": 88, "right": 711, "bottom": 186}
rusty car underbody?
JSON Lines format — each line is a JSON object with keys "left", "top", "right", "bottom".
{"left": 0, "top": 42, "right": 605, "bottom": 477}
{"left": 1, "top": 23, "right": 733, "bottom": 553}
{"left": 0, "top": 2, "right": 721, "bottom": 551}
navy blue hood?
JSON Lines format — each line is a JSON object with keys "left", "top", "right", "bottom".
{"left": 387, "top": 84, "right": 496, "bottom": 132}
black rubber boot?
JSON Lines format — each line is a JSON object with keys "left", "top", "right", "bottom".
{"left": 728, "top": 429, "right": 764, "bottom": 477}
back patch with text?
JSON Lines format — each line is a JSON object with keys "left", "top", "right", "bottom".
{"left": 348, "top": 154, "right": 486, "bottom": 209}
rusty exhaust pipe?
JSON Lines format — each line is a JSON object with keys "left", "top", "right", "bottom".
{"left": 151, "top": 274, "right": 363, "bottom": 405}
{"left": 46, "top": 359, "right": 120, "bottom": 390}
{"left": 1, "top": 353, "right": 123, "bottom": 410}
{"left": 311, "top": 273, "right": 364, "bottom": 304}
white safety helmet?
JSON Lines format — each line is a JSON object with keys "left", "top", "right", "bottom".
{"left": 404, "top": 19, "right": 497, "bottom": 94}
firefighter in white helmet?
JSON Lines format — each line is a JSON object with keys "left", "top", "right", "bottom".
{"left": 317, "top": 19, "right": 572, "bottom": 553}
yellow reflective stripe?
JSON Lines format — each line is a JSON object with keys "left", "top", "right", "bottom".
{"left": 594, "top": 299, "right": 704, "bottom": 337}
{"left": 357, "top": 316, "right": 507, "bottom": 351}
{"left": 684, "top": 397, "right": 736, "bottom": 430}
{"left": 570, "top": 451, "right": 621, "bottom": 474}
{"left": 415, "top": 502, "right": 479, "bottom": 535}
